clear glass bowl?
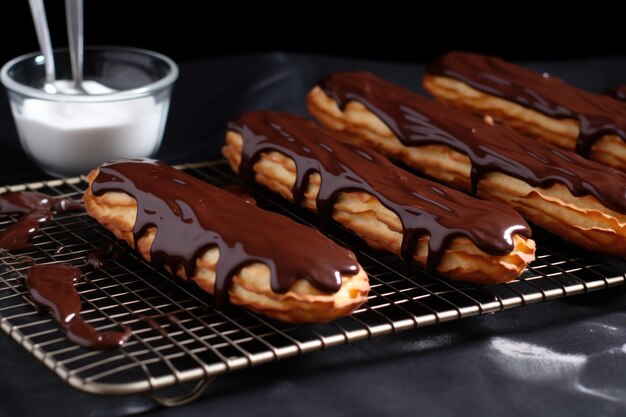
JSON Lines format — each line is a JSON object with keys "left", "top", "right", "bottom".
{"left": 0, "top": 46, "right": 178, "bottom": 177}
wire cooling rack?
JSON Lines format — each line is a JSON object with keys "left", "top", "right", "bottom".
{"left": 1, "top": 160, "right": 625, "bottom": 406}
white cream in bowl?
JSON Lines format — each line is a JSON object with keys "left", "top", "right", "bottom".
{"left": 12, "top": 80, "right": 169, "bottom": 176}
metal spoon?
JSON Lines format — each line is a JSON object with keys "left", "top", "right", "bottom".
{"left": 28, "top": 0, "right": 56, "bottom": 94}
{"left": 65, "top": 0, "right": 86, "bottom": 93}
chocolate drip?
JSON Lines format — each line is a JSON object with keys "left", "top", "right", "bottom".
{"left": 87, "top": 240, "right": 125, "bottom": 269}
{"left": 606, "top": 86, "right": 626, "bottom": 102}
{"left": 320, "top": 72, "right": 626, "bottom": 215}
{"left": 138, "top": 311, "right": 182, "bottom": 337}
{"left": 91, "top": 159, "right": 358, "bottom": 304}
{"left": 229, "top": 111, "right": 530, "bottom": 272}
{"left": 26, "top": 263, "right": 131, "bottom": 349}
{"left": 426, "top": 52, "right": 626, "bottom": 156}
{"left": 0, "top": 191, "right": 82, "bottom": 250}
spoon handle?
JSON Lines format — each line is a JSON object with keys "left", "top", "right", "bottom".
{"left": 28, "top": 0, "right": 56, "bottom": 90}
{"left": 65, "top": 0, "right": 84, "bottom": 91}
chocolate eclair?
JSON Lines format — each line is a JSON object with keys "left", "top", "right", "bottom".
{"left": 223, "top": 111, "right": 535, "bottom": 284}
{"left": 83, "top": 159, "right": 369, "bottom": 323}
{"left": 307, "top": 72, "right": 626, "bottom": 257}
{"left": 423, "top": 52, "right": 626, "bottom": 171}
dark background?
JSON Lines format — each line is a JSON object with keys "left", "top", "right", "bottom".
{"left": 2, "top": 2, "right": 626, "bottom": 66}
{"left": 1, "top": 2, "right": 626, "bottom": 183}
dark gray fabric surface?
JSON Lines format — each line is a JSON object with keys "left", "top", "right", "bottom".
{"left": 1, "top": 53, "right": 626, "bottom": 417}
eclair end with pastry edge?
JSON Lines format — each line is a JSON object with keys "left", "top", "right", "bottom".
{"left": 423, "top": 51, "right": 626, "bottom": 171}
{"left": 83, "top": 159, "right": 369, "bottom": 323}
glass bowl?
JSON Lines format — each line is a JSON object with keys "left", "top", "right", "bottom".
{"left": 0, "top": 46, "right": 178, "bottom": 177}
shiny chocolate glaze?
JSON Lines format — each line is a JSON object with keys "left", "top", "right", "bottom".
{"left": 426, "top": 52, "right": 626, "bottom": 156}
{"left": 87, "top": 240, "right": 125, "bottom": 269}
{"left": 26, "top": 263, "right": 131, "bottom": 349}
{"left": 137, "top": 311, "right": 182, "bottom": 338}
{"left": 229, "top": 111, "right": 530, "bottom": 271}
{"left": 222, "top": 184, "right": 257, "bottom": 205}
{"left": 606, "top": 86, "right": 626, "bottom": 102}
{"left": 320, "top": 72, "right": 626, "bottom": 215}
{"left": 0, "top": 192, "right": 81, "bottom": 250}
{"left": 91, "top": 159, "right": 358, "bottom": 304}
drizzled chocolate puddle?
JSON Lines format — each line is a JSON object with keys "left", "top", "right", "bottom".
{"left": 137, "top": 310, "right": 183, "bottom": 338}
{"left": 1, "top": 191, "right": 132, "bottom": 349}
{"left": 86, "top": 240, "right": 125, "bottom": 269}
{"left": 0, "top": 191, "right": 81, "bottom": 250}
{"left": 26, "top": 263, "right": 131, "bottom": 350}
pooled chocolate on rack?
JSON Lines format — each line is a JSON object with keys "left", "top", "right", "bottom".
{"left": 0, "top": 191, "right": 81, "bottom": 251}
{"left": 26, "top": 263, "right": 131, "bottom": 349}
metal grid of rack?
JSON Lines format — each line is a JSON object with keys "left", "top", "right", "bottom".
{"left": 1, "top": 160, "right": 625, "bottom": 405}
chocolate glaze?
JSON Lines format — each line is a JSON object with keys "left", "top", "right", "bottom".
{"left": 91, "top": 159, "right": 358, "bottom": 304}
{"left": 426, "top": 52, "right": 626, "bottom": 156}
{"left": 606, "top": 86, "right": 626, "bottom": 102}
{"left": 229, "top": 111, "right": 530, "bottom": 272}
{"left": 0, "top": 210, "right": 51, "bottom": 251}
{"left": 138, "top": 311, "right": 182, "bottom": 337}
{"left": 320, "top": 72, "right": 626, "bottom": 215}
{"left": 0, "top": 191, "right": 81, "bottom": 250}
{"left": 26, "top": 263, "right": 131, "bottom": 349}
{"left": 222, "top": 184, "right": 257, "bottom": 205}
{"left": 87, "top": 240, "right": 125, "bottom": 269}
